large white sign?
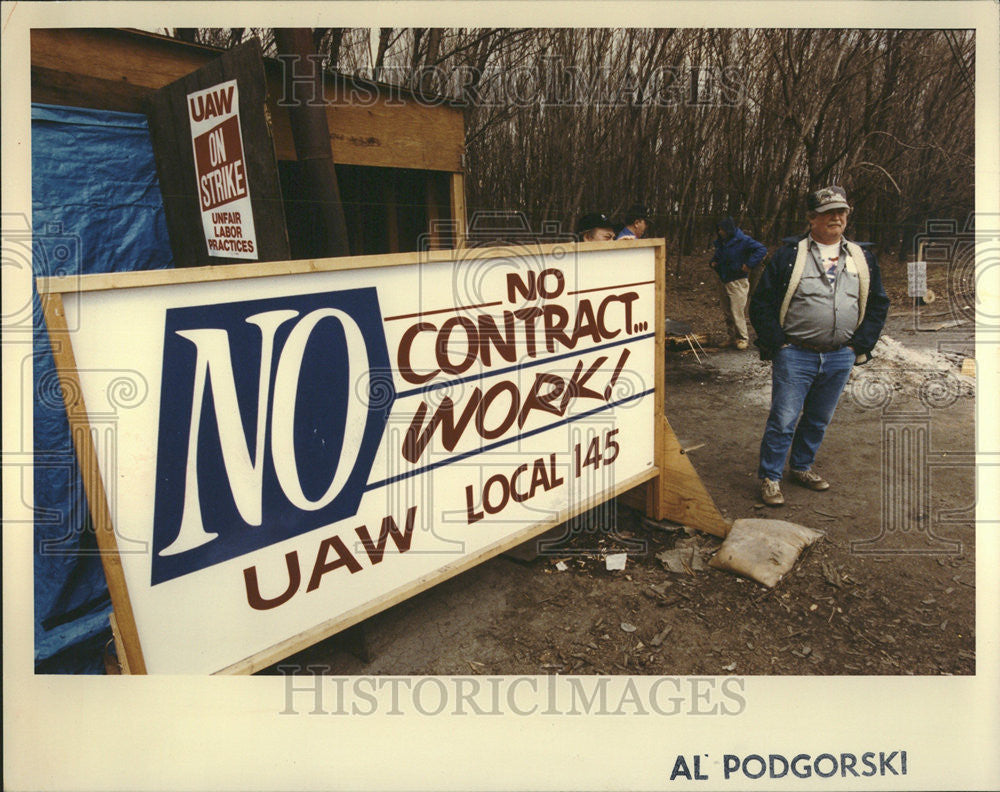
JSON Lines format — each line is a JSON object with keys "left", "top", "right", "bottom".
{"left": 45, "top": 243, "right": 661, "bottom": 673}
{"left": 187, "top": 79, "right": 259, "bottom": 260}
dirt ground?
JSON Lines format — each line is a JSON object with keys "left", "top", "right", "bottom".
{"left": 263, "top": 254, "right": 976, "bottom": 677}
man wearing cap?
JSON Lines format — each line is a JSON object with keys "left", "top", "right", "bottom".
{"left": 615, "top": 204, "right": 651, "bottom": 240}
{"left": 709, "top": 216, "right": 768, "bottom": 350}
{"left": 577, "top": 212, "right": 616, "bottom": 242}
{"left": 749, "top": 185, "right": 890, "bottom": 506}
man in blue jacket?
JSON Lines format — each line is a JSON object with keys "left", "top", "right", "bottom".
{"left": 710, "top": 216, "right": 768, "bottom": 349}
{"left": 616, "top": 204, "right": 651, "bottom": 240}
{"left": 749, "top": 186, "right": 890, "bottom": 506}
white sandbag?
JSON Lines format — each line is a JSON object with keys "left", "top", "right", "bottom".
{"left": 709, "top": 518, "right": 824, "bottom": 587}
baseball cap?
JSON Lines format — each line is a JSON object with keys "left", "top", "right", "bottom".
{"left": 624, "top": 203, "right": 651, "bottom": 224}
{"left": 806, "top": 186, "right": 851, "bottom": 213}
{"left": 576, "top": 212, "right": 614, "bottom": 233}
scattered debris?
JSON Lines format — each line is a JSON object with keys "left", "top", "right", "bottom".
{"left": 657, "top": 546, "right": 704, "bottom": 574}
{"left": 642, "top": 517, "right": 684, "bottom": 534}
{"left": 821, "top": 561, "right": 843, "bottom": 588}
{"left": 555, "top": 561, "right": 569, "bottom": 572}
{"left": 605, "top": 553, "right": 628, "bottom": 571}
{"left": 650, "top": 625, "right": 673, "bottom": 647}
{"left": 925, "top": 319, "right": 966, "bottom": 332}
{"left": 722, "top": 661, "right": 737, "bottom": 671}
{"left": 621, "top": 622, "right": 637, "bottom": 633}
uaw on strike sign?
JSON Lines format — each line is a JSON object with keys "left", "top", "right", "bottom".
{"left": 48, "top": 243, "right": 660, "bottom": 672}
{"left": 188, "top": 80, "right": 259, "bottom": 259}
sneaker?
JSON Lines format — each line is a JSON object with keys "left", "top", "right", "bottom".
{"left": 760, "top": 478, "right": 784, "bottom": 506}
{"left": 790, "top": 468, "right": 830, "bottom": 491}
{"left": 735, "top": 339, "right": 749, "bottom": 350}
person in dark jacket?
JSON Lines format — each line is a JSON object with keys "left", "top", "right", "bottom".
{"left": 709, "top": 217, "right": 768, "bottom": 349}
{"left": 749, "top": 186, "right": 890, "bottom": 506}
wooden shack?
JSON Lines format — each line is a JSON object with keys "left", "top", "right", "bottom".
{"left": 31, "top": 27, "right": 468, "bottom": 258}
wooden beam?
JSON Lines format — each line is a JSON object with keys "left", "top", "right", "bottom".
{"left": 31, "top": 29, "right": 215, "bottom": 94}
{"left": 654, "top": 417, "right": 731, "bottom": 537}
{"left": 425, "top": 176, "right": 442, "bottom": 251}
{"left": 109, "top": 613, "right": 132, "bottom": 675}
{"left": 39, "top": 292, "right": 148, "bottom": 674}
{"left": 651, "top": 241, "right": 666, "bottom": 516}
{"left": 38, "top": 237, "right": 669, "bottom": 295}
{"left": 274, "top": 29, "right": 350, "bottom": 258}
{"left": 32, "top": 64, "right": 155, "bottom": 114}
{"left": 450, "top": 172, "right": 467, "bottom": 249}
{"left": 266, "top": 78, "right": 465, "bottom": 171}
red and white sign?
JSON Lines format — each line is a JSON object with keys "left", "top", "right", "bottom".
{"left": 187, "top": 79, "right": 258, "bottom": 260}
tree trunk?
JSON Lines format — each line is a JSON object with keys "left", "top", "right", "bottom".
{"left": 274, "top": 28, "right": 351, "bottom": 258}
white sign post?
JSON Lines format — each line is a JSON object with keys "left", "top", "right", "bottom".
{"left": 40, "top": 241, "right": 670, "bottom": 673}
{"left": 907, "top": 260, "right": 927, "bottom": 298}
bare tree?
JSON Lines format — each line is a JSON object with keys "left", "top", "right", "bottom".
{"left": 168, "top": 27, "right": 974, "bottom": 255}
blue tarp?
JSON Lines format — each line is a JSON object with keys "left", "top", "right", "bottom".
{"left": 32, "top": 103, "right": 173, "bottom": 673}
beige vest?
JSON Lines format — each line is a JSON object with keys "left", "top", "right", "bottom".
{"left": 779, "top": 237, "right": 870, "bottom": 329}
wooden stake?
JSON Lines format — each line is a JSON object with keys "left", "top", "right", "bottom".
{"left": 109, "top": 612, "right": 132, "bottom": 675}
{"left": 450, "top": 172, "right": 467, "bottom": 249}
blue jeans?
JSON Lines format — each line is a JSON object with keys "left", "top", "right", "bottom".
{"left": 758, "top": 345, "right": 855, "bottom": 481}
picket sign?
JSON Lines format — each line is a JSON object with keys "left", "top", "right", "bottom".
{"left": 38, "top": 239, "right": 728, "bottom": 674}
{"left": 145, "top": 39, "right": 291, "bottom": 268}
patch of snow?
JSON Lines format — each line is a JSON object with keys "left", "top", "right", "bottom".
{"left": 732, "top": 334, "right": 974, "bottom": 409}
{"left": 846, "top": 334, "right": 974, "bottom": 408}
{"left": 873, "top": 334, "right": 971, "bottom": 380}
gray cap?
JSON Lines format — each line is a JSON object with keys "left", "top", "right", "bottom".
{"left": 807, "top": 185, "right": 851, "bottom": 213}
